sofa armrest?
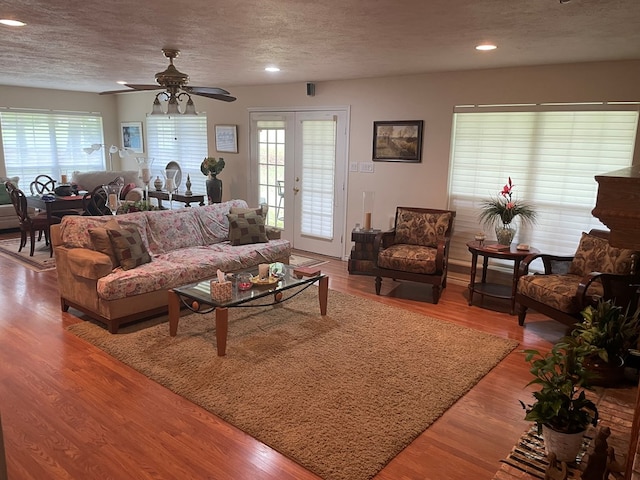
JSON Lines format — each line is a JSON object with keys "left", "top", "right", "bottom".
{"left": 67, "top": 248, "right": 113, "bottom": 280}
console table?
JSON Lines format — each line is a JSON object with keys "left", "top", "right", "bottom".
{"left": 147, "top": 190, "right": 205, "bottom": 208}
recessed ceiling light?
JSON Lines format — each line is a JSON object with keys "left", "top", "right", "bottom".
{"left": 476, "top": 44, "right": 497, "bottom": 51}
{"left": 265, "top": 66, "right": 280, "bottom": 72}
{"left": 0, "top": 19, "right": 26, "bottom": 27}
{"left": 116, "top": 81, "right": 127, "bottom": 85}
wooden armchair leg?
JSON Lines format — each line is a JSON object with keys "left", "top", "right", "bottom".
{"left": 432, "top": 285, "right": 441, "bottom": 304}
{"left": 517, "top": 304, "right": 528, "bottom": 326}
{"left": 375, "top": 276, "right": 382, "bottom": 295}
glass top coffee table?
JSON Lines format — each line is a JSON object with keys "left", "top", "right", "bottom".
{"left": 168, "top": 264, "right": 328, "bottom": 356}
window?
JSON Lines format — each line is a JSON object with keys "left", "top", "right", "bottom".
{"left": 0, "top": 110, "right": 105, "bottom": 181}
{"left": 146, "top": 114, "right": 208, "bottom": 195}
{"left": 448, "top": 106, "right": 639, "bottom": 267}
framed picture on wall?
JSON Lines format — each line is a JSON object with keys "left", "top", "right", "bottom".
{"left": 372, "top": 120, "right": 423, "bottom": 162}
{"left": 215, "top": 124, "right": 238, "bottom": 153}
{"left": 120, "top": 122, "right": 144, "bottom": 153}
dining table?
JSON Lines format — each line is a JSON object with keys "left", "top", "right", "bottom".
{"left": 26, "top": 194, "right": 85, "bottom": 234}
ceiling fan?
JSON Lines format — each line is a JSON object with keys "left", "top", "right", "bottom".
{"left": 101, "top": 48, "right": 236, "bottom": 112}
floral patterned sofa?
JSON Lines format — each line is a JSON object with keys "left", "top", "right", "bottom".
{"left": 51, "top": 200, "right": 290, "bottom": 333}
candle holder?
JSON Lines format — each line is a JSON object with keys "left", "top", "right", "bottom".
{"left": 362, "top": 191, "right": 374, "bottom": 231}
{"left": 102, "top": 183, "right": 123, "bottom": 215}
{"left": 136, "top": 157, "right": 154, "bottom": 206}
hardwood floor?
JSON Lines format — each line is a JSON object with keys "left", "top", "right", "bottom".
{"left": 0, "top": 231, "right": 633, "bottom": 479}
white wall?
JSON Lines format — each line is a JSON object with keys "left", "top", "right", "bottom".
{"left": 2, "top": 60, "right": 640, "bottom": 258}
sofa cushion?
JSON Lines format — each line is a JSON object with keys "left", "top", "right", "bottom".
{"left": 394, "top": 208, "right": 451, "bottom": 248}
{"left": 227, "top": 211, "right": 268, "bottom": 246}
{"left": 107, "top": 224, "right": 151, "bottom": 271}
{"left": 193, "top": 199, "right": 248, "bottom": 244}
{"left": 377, "top": 244, "right": 438, "bottom": 274}
{"left": 517, "top": 273, "right": 604, "bottom": 314}
{"left": 59, "top": 212, "right": 151, "bottom": 250}
{"left": 144, "top": 208, "right": 205, "bottom": 254}
{"left": 0, "top": 176, "right": 19, "bottom": 205}
{"left": 569, "top": 232, "right": 636, "bottom": 277}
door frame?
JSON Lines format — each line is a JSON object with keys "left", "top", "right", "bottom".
{"left": 248, "top": 106, "right": 351, "bottom": 259}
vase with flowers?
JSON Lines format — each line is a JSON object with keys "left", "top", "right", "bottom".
{"left": 201, "top": 157, "right": 225, "bottom": 204}
{"left": 478, "top": 177, "right": 537, "bottom": 246}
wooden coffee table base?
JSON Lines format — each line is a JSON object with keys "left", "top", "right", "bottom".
{"left": 168, "top": 276, "right": 328, "bottom": 356}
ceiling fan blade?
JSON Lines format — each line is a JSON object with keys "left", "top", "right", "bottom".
{"left": 124, "top": 84, "right": 164, "bottom": 91}
{"left": 184, "top": 86, "right": 231, "bottom": 96}
{"left": 190, "top": 91, "right": 237, "bottom": 102}
{"left": 100, "top": 84, "right": 162, "bottom": 95}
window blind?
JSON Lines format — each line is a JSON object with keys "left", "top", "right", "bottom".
{"left": 299, "top": 118, "right": 336, "bottom": 239}
{"left": 146, "top": 114, "right": 208, "bottom": 195}
{"left": 0, "top": 110, "right": 105, "bottom": 181}
{"left": 447, "top": 109, "right": 639, "bottom": 268}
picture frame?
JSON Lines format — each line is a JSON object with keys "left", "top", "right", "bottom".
{"left": 215, "top": 124, "right": 238, "bottom": 153}
{"left": 120, "top": 122, "right": 144, "bottom": 153}
{"left": 372, "top": 120, "right": 424, "bottom": 162}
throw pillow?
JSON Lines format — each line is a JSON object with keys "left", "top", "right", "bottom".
{"left": 120, "top": 182, "right": 137, "bottom": 200}
{"left": 569, "top": 232, "right": 636, "bottom": 277}
{"left": 0, "top": 176, "right": 19, "bottom": 205}
{"left": 88, "top": 218, "right": 120, "bottom": 268}
{"left": 107, "top": 224, "right": 151, "bottom": 270}
{"left": 229, "top": 205, "right": 267, "bottom": 216}
{"left": 227, "top": 212, "right": 268, "bottom": 246}
{"left": 394, "top": 208, "right": 451, "bottom": 248}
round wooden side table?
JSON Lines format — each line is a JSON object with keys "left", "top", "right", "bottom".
{"left": 466, "top": 240, "right": 540, "bottom": 315}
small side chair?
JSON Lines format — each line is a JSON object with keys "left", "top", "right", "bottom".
{"left": 372, "top": 207, "right": 456, "bottom": 304}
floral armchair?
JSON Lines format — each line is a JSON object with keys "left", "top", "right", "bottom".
{"left": 372, "top": 207, "right": 456, "bottom": 304}
{"left": 515, "top": 229, "right": 639, "bottom": 326}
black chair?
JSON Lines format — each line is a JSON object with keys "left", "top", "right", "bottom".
{"left": 29, "top": 174, "right": 57, "bottom": 195}
{"left": 6, "top": 181, "right": 61, "bottom": 257}
{"left": 82, "top": 185, "right": 112, "bottom": 216}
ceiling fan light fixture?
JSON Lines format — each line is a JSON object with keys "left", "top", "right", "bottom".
{"left": 150, "top": 95, "right": 165, "bottom": 115}
{"left": 166, "top": 96, "right": 181, "bottom": 115}
{"left": 183, "top": 96, "right": 197, "bottom": 116}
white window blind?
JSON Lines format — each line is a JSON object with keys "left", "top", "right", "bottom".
{"left": 448, "top": 108, "right": 638, "bottom": 267}
{"left": 0, "top": 110, "right": 105, "bottom": 181}
{"left": 146, "top": 114, "right": 208, "bottom": 195}
{"left": 300, "top": 118, "right": 336, "bottom": 239}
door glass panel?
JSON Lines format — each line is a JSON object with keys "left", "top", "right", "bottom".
{"left": 257, "top": 120, "right": 286, "bottom": 228}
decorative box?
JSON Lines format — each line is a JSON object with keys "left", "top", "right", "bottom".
{"left": 210, "top": 280, "right": 233, "bottom": 302}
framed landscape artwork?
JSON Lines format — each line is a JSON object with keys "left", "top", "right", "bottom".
{"left": 120, "top": 122, "right": 144, "bottom": 153}
{"left": 372, "top": 120, "right": 424, "bottom": 162}
{"left": 215, "top": 124, "right": 238, "bottom": 153}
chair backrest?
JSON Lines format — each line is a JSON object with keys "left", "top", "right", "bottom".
{"left": 393, "top": 207, "right": 456, "bottom": 247}
{"left": 30, "top": 174, "right": 56, "bottom": 195}
{"left": 82, "top": 185, "right": 112, "bottom": 216}
{"left": 277, "top": 180, "right": 285, "bottom": 197}
{"left": 8, "top": 185, "right": 33, "bottom": 225}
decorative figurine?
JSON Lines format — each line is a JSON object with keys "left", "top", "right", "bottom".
{"left": 185, "top": 174, "right": 192, "bottom": 196}
{"left": 154, "top": 176, "right": 163, "bottom": 191}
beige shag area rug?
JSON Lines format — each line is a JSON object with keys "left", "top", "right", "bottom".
{"left": 0, "top": 236, "right": 55, "bottom": 271}
{"left": 68, "top": 288, "right": 518, "bottom": 480}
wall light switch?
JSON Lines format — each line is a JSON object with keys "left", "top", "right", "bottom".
{"left": 359, "top": 162, "right": 374, "bottom": 173}
{"left": 349, "top": 162, "right": 358, "bottom": 172}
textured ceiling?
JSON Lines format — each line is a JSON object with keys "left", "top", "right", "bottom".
{"left": 1, "top": 0, "right": 640, "bottom": 94}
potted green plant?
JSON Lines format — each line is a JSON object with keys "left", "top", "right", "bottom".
{"left": 478, "top": 177, "right": 537, "bottom": 245}
{"left": 520, "top": 342, "right": 598, "bottom": 463}
{"left": 569, "top": 299, "right": 640, "bottom": 386}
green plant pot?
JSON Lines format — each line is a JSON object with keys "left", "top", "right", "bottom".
{"left": 542, "top": 424, "right": 585, "bottom": 463}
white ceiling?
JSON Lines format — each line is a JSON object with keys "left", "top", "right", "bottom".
{"left": 1, "top": 0, "right": 640, "bottom": 95}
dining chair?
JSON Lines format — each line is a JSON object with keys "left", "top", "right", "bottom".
{"left": 6, "top": 182, "right": 61, "bottom": 257}
{"left": 30, "top": 174, "right": 56, "bottom": 195}
{"left": 82, "top": 185, "right": 113, "bottom": 215}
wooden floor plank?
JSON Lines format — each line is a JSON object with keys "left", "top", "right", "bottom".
{"left": 0, "top": 231, "right": 635, "bottom": 479}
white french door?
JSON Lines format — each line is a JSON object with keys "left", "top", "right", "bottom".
{"left": 249, "top": 109, "right": 348, "bottom": 258}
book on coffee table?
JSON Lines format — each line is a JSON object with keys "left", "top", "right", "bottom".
{"left": 293, "top": 266, "right": 321, "bottom": 278}
{"left": 483, "top": 244, "right": 511, "bottom": 252}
